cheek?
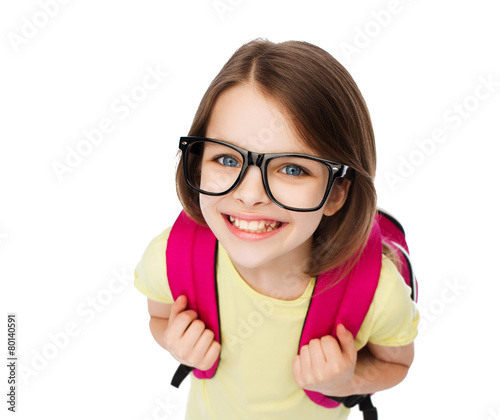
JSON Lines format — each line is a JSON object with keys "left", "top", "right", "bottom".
{"left": 199, "top": 195, "right": 221, "bottom": 225}
{"left": 292, "top": 211, "right": 324, "bottom": 238}
{"left": 199, "top": 195, "right": 212, "bottom": 217}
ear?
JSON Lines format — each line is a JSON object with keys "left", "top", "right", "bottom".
{"left": 323, "top": 179, "right": 351, "bottom": 216}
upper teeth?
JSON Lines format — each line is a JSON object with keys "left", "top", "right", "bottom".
{"left": 229, "top": 216, "right": 278, "bottom": 232}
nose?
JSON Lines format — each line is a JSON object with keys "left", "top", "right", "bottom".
{"left": 232, "top": 165, "right": 270, "bottom": 207}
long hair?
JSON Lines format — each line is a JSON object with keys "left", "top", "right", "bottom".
{"left": 176, "top": 38, "right": 377, "bottom": 277}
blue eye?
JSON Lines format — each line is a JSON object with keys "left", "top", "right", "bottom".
{"left": 216, "top": 155, "right": 240, "bottom": 168}
{"left": 280, "top": 164, "right": 305, "bottom": 176}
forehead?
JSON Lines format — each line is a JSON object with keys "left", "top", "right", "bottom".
{"left": 205, "top": 83, "right": 316, "bottom": 155}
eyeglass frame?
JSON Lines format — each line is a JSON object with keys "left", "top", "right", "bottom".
{"left": 179, "top": 136, "right": 355, "bottom": 212}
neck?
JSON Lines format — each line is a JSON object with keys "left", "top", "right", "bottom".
{"left": 232, "top": 250, "right": 313, "bottom": 301}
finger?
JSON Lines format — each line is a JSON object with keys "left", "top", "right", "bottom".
{"left": 168, "top": 295, "right": 188, "bottom": 323}
{"left": 297, "top": 345, "right": 317, "bottom": 387}
{"left": 320, "top": 335, "right": 342, "bottom": 362}
{"left": 198, "top": 337, "right": 221, "bottom": 371}
{"left": 292, "top": 355, "right": 303, "bottom": 386}
{"left": 180, "top": 325, "right": 212, "bottom": 367}
{"left": 299, "top": 344, "right": 312, "bottom": 375}
{"left": 167, "top": 308, "right": 199, "bottom": 340}
{"left": 336, "top": 324, "right": 356, "bottom": 362}
{"left": 308, "top": 338, "right": 327, "bottom": 367}
{"left": 179, "top": 319, "right": 206, "bottom": 349}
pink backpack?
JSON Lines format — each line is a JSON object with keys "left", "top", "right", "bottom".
{"left": 166, "top": 209, "right": 416, "bottom": 419}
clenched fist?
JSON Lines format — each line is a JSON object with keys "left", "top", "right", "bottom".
{"left": 163, "top": 295, "right": 221, "bottom": 371}
{"left": 292, "top": 324, "right": 357, "bottom": 397}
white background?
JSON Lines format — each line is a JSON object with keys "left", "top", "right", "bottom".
{"left": 1, "top": 1, "right": 499, "bottom": 419}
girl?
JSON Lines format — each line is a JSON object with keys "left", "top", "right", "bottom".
{"left": 135, "top": 38, "right": 419, "bottom": 419}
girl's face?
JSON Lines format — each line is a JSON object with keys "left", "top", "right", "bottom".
{"left": 200, "top": 83, "right": 347, "bottom": 278}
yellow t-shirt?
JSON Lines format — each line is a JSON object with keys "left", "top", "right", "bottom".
{"left": 135, "top": 227, "right": 419, "bottom": 420}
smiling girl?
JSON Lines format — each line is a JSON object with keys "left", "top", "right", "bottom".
{"left": 135, "top": 38, "right": 418, "bottom": 420}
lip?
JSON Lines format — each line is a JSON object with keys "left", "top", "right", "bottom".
{"left": 222, "top": 212, "right": 287, "bottom": 241}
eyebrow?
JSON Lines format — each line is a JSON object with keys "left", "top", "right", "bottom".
{"left": 204, "top": 135, "right": 247, "bottom": 150}
{"left": 204, "top": 135, "right": 316, "bottom": 157}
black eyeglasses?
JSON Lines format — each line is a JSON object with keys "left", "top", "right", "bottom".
{"left": 179, "top": 136, "right": 355, "bottom": 212}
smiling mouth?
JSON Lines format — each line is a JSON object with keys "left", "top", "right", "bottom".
{"left": 225, "top": 214, "right": 284, "bottom": 233}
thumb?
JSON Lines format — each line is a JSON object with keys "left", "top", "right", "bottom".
{"left": 169, "top": 295, "right": 188, "bottom": 321}
{"left": 336, "top": 324, "right": 356, "bottom": 361}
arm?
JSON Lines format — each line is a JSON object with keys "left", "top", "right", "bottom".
{"left": 148, "top": 299, "right": 173, "bottom": 350}
{"left": 292, "top": 324, "right": 414, "bottom": 397}
{"left": 147, "top": 296, "right": 221, "bottom": 370}
{"left": 348, "top": 340, "right": 414, "bottom": 396}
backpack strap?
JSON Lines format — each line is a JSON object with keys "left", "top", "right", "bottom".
{"left": 325, "top": 210, "right": 416, "bottom": 418}
{"left": 328, "top": 394, "right": 378, "bottom": 419}
{"left": 299, "top": 220, "right": 383, "bottom": 408}
{"left": 376, "top": 208, "right": 417, "bottom": 301}
{"left": 165, "top": 209, "right": 414, "bottom": 417}
{"left": 166, "top": 211, "right": 220, "bottom": 387}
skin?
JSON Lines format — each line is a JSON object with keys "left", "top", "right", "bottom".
{"left": 199, "top": 82, "right": 347, "bottom": 300}
{"left": 147, "top": 82, "right": 414, "bottom": 398}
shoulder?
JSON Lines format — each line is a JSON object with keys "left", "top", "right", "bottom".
{"left": 141, "top": 227, "right": 172, "bottom": 263}
{"left": 355, "top": 255, "right": 419, "bottom": 349}
{"left": 376, "top": 255, "right": 415, "bottom": 307}
{"left": 134, "top": 227, "right": 173, "bottom": 303}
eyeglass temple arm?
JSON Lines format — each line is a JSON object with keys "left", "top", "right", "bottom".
{"left": 339, "top": 166, "right": 356, "bottom": 180}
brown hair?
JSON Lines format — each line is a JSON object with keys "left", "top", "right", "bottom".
{"left": 176, "top": 38, "right": 377, "bottom": 277}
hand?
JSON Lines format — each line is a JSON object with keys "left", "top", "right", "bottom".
{"left": 163, "top": 295, "right": 221, "bottom": 371}
{"left": 292, "top": 324, "right": 357, "bottom": 396}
